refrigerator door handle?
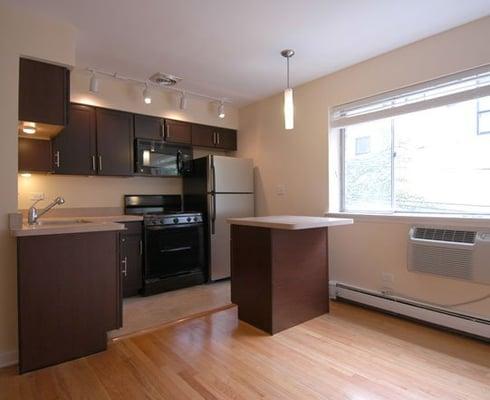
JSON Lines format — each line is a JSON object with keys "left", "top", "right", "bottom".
{"left": 210, "top": 193, "right": 216, "bottom": 235}
{"left": 210, "top": 156, "right": 216, "bottom": 193}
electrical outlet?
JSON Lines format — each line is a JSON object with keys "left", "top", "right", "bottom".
{"left": 276, "top": 184, "right": 286, "bottom": 196}
{"left": 381, "top": 272, "right": 395, "bottom": 283}
{"left": 30, "top": 192, "right": 45, "bottom": 201}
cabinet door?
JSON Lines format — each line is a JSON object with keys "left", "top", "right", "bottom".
{"left": 191, "top": 124, "right": 216, "bottom": 148}
{"left": 52, "top": 104, "right": 96, "bottom": 175}
{"left": 164, "top": 119, "right": 192, "bottom": 144}
{"left": 134, "top": 114, "right": 163, "bottom": 140}
{"left": 96, "top": 109, "right": 134, "bottom": 176}
{"left": 19, "top": 58, "right": 69, "bottom": 126}
{"left": 121, "top": 231, "right": 143, "bottom": 298}
{"left": 18, "top": 138, "right": 52, "bottom": 173}
{"left": 215, "top": 128, "right": 237, "bottom": 151}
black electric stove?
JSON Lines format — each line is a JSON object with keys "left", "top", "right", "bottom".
{"left": 124, "top": 195, "right": 206, "bottom": 296}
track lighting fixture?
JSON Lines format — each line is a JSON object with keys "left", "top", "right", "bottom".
{"left": 281, "top": 49, "right": 295, "bottom": 130}
{"left": 143, "top": 84, "right": 152, "bottom": 104}
{"left": 179, "top": 92, "right": 187, "bottom": 110}
{"left": 89, "top": 71, "right": 99, "bottom": 93}
{"left": 84, "top": 67, "right": 232, "bottom": 115}
{"left": 218, "top": 101, "right": 225, "bottom": 119}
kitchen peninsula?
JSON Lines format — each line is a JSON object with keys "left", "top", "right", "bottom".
{"left": 228, "top": 216, "right": 353, "bottom": 334}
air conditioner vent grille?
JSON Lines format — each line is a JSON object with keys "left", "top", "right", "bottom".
{"left": 413, "top": 228, "right": 476, "bottom": 244}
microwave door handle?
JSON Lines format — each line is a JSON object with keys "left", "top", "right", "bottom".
{"left": 176, "top": 150, "right": 182, "bottom": 174}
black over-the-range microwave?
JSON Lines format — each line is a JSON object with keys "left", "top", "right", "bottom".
{"left": 135, "top": 139, "right": 192, "bottom": 176}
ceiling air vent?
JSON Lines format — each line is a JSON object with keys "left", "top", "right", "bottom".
{"left": 149, "top": 72, "right": 182, "bottom": 87}
{"left": 413, "top": 227, "right": 476, "bottom": 244}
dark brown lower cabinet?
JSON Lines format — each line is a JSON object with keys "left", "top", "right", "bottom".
{"left": 230, "top": 225, "right": 328, "bottom": 334}
{"left": 17, "top": 231, "right": 122, "bottom": 373}
{"left": 120, "top": 222, "right": 143, "bottom": 297}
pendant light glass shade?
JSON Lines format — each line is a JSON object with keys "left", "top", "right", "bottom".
{"left": 284, "top": 87, "right": 294, "bottom": 130}
{"left": 281, "top": 49, "right": 295, "bottom": 130}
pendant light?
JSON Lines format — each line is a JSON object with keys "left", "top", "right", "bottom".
{"left": 281, "top": 49, "right": 295, "bottom": 130}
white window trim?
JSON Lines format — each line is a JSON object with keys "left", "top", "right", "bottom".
{"left": 325, "top": 211, "right": 490, "bottom": 228}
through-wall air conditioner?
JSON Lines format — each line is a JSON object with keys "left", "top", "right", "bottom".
{"left": 408, "top": 226, "right": 490, "bottom": 285}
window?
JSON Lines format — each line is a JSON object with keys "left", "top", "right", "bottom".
{"left": 332, "top": 66, "right": 490, "bottom": 215}
{"left": 477, "top": 97, "right": 490, "bottom": 135}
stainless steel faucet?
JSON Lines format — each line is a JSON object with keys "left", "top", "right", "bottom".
{"left": 27, "top": 196, "right": 65, "bottom": 225}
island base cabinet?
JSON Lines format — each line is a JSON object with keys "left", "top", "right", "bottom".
{"left": 17, "top": 231, "right": 122, "bottom": 373}
{"left": 230, "top": 225, "right": 328, "bottom": 334}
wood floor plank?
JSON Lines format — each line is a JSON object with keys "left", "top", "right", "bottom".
{"left": 1, "top": 301, "right": 489, "bottom": 400}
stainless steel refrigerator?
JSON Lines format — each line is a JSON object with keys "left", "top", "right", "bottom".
{"left": 183, "top": 155, "right": 254, "bottom": 281}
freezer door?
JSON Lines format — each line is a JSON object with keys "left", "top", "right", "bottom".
{"left": 209, "top": 193, "right": 254, "bottom": 281}
{"left": 210, "top": 156, "right": 254, "bottom": 193}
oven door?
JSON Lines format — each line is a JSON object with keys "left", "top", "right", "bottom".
{"left": 144, "top": 224, "right": 205, "bottom": 280}
{"left": 135, "top": 139, "right": 192, "bottom": 176}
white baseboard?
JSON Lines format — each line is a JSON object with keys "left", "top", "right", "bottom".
{"left": 0, "top": 350, "right": 18, "bottom": 368}
{"left": 329, "top": 281, "right": 490, "bottom": 340}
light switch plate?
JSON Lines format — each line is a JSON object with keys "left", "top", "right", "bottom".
{"left": 276, "top": 184, "right": 286, "bottom": 196}
{"left": 30, "top": 192, "right": 45, "bottom": 201}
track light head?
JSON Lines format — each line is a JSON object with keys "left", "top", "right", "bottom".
{"left": 143, "top": 84, "right": 152, "bottom": 104}
{"left": 218, "top": 101, "right": 225, "bottom": 119}
{"left": 89, "top": 72, "right": 99, "bottom": 93}
{"left": 179, "top": 92, "right": 187, "bottom": 110}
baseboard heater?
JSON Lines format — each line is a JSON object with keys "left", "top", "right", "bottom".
{"left": 330, "top": 282, "right": 490, "bottom": 341}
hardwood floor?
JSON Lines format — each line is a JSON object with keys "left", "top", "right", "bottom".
{"left": 1, "top": 301, "right": 489, "bottom": 400}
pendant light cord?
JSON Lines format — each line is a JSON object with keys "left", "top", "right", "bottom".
{"left": 286, "top": 57, "right": 290, "bottom": 89}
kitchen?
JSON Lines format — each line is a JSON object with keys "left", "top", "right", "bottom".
{"left": 1, "top": 1, "right": 490, "bottom": 398}
{"left": 13, "top": 56, "right": 260, "bottom": 371}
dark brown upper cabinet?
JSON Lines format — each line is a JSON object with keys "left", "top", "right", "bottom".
{"left": 52, "top": 103, "right": 96, "bottom": 175}
{"left": 96, "top": 108, "right": 134, "bottom": 176}
{"left": 215, "top": 128, "right": 237, "bottom": 151}
{"left": 164, "top": 119, "right": 192, "bottom": 144}
{"left": 134, "top": 114, "right": 163, "bottom": 141}
{"left": 191, "top": 124, "right": 237, "bottom": 151}
{"left": 18, "top": 58, "right": 70, "bottom": 135}
{"left": 18, "top": 138, "right": 52, "bottom": 173}
{"left": 134, "top": 115, "right": 192, "bottom": 145}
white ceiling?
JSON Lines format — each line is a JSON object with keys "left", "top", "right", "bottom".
{"left": 6, "top": 0, "right": 490, "bottom": 105}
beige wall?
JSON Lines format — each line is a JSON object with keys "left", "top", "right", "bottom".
{"left": 17, "top": 70, "right": 239, "bottom": 210}
{"left": 238, "top": 17, "right": 490, "bottom": 318}
{"left": 0, "top": 4, "right": 76, "bottom": 361}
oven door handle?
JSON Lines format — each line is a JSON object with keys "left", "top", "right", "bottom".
{"left": 160, "top": 246, "right": 192, "bottom": 253}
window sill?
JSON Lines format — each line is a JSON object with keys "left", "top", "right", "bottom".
{"left": 326, "top": 211, "right": 490, "bottom": 228}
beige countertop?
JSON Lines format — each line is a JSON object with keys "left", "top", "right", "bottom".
{"left": 227, "top": 215, "right": 354, "bottom": 230}
{"left": 10, "top": 215, "right": 143, "bottom": 237}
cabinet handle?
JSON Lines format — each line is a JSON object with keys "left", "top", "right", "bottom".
{"left": 54, "top": 151, "right": 60, "bottom": 168}
{"left": 212, "top": 132, "right": 216, "bottom": 145}
{"left": 121, "top": 256, "right": 128, "bottom": 277}
{"left": 217, "top": 132, "right": 220, "bottom": 145}
{"left": 161, "top": 120, "right": 167, "bottom": 141}
{"left": 139, "top": 240, "right": 143, "bottom": 256}
{"left": 91, "top": 155, "right": 96, "bottom": 171}
{"left": 98, "top": 155, "right": 103, "bottom": 172}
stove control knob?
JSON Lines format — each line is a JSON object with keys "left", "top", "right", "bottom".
{"left": 187, "top": 217, "right": 192, "bottom": 222}
{"left": 173, "top": 218, "right": 179, "bottom": 224}
{"left": 193, "top": 217, "right": 198, "bottom": 222}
